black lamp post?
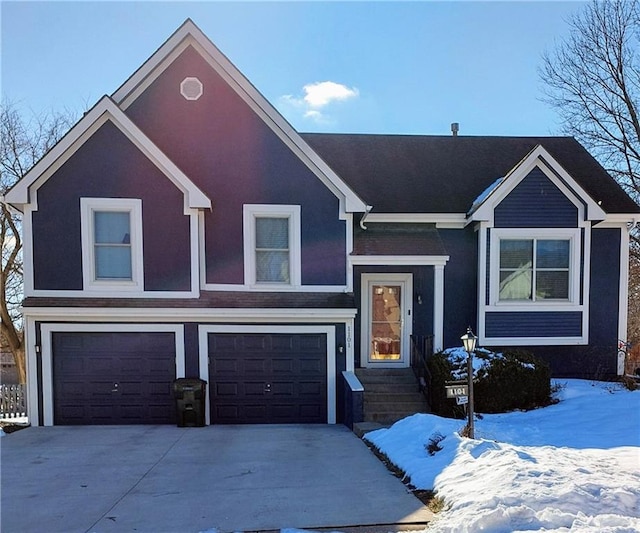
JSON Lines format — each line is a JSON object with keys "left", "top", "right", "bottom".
{"left": 460, "top": 327, "right": 477, "bottom": 439}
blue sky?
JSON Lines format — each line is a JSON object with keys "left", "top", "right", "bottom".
{"left": 2, "top": 1, "right": 585, "bottom": 136}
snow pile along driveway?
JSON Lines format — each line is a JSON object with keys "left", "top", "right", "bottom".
{"left": 365, "top": 380, "right": 640, "bottom": 533}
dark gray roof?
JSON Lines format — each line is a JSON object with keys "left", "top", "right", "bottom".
{"left": 302, "top": 134, "right": 640, "bottom": 215}
{"left": 22, "top": 292, "right": 356, "bottom": 309}
{"left": 352, "top": 224, "right": 447, "bottom": 256}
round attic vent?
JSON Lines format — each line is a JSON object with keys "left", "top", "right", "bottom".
{"left": 180, "top": 77, "right": 203, "bottom": 101}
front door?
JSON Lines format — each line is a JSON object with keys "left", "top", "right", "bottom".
{"left": 361, "top": 274, "right": 413, "bottom": 368}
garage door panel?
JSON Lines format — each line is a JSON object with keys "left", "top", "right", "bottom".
{"left": 208, "top": 332, "right": 327, "bottom": 424}
{"left": 242, "top": 335, "right": 268, "bottom": 351}
{"left": 53, "top": 332, "right": 176, "bottom": 425}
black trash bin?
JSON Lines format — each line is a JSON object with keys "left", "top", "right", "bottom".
{"left": 173, "top": 378, "right": 207, "bottom": 427}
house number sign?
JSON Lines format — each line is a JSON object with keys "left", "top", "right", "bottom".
{"left": 445, "top": 385, "right": 468, "bottom": 398}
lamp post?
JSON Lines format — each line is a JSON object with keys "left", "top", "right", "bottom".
{"left": 460, "top": 327, "right": 477, "bottom": 439}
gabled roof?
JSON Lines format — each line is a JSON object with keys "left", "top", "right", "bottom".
{"left": 4, "top": 96, "right": 211, "bottom": 213}
{"left": 468, "top": 144, "right": 607, "bottom": 222}
{"left": 302, "top": 134, "right": 640, "bottom": 215}
{"left": 111, "top": 19, "right": 367, "bottom": 214}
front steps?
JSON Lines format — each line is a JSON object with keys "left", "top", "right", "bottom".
{"left": 355, "top": 367, "right": 429, "bottom": 426}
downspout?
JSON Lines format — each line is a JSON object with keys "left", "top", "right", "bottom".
{"left": 359, "top": 205, "right": 373, "bottom": 230}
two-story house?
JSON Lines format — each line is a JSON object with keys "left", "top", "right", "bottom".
{"left": 4, "top": 20, "right": 639, "bottom": 426}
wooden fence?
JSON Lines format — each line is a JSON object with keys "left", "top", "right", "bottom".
{"left": 0, "top": 384, "right": 27, "bottom": 419}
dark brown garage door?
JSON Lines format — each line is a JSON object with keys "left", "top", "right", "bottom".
{"left": 208, "top": 333, "right": 327, "bottom": 424}
{"left": 53, "top": 332, "right": 176, "bottom": 425}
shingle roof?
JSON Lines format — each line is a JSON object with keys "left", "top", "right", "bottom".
{"left": 22, "top": 292, "right": 356, "bottom": 309}
{"left": 301, "top": 134, "right": 640, "bottom": 215}
{"left": 352, "top": 223, "right": 447, "bottom": 256}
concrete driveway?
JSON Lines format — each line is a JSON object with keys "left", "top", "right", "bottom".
{"left": 1, "top": 424, "right": 432, "bottom": 533}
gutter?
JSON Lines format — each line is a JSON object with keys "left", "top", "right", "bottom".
{"left": 359, "top": 205, "right": 373, "bottom": 230}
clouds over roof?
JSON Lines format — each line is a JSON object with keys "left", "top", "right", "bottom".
{"left": 280, "top": 81, "right": 359, "bottom": 125}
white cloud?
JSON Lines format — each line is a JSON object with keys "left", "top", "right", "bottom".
{"left": 302, "top": 81, "right": 359, "bottom": 108}
{"left": 280, "top": 80, "right": 359, "bottom": 124}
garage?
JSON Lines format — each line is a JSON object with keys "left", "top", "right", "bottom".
{"left": 52, "top": 331, "right": 177, "bottom": 425}
{"left": 208, "top": 332, "right": 328, "bottom": 424}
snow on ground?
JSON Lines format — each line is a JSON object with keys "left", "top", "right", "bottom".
{"left": 365, "top": 379, "right": 640, "bottom": 533}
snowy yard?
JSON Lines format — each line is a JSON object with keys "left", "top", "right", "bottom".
{"left": 365, "top": 379, "right": 640, "bottom": 533}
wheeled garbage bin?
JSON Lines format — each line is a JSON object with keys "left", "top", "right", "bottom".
{"left": 173, "top": 378, "right": 207, "bottom": 427}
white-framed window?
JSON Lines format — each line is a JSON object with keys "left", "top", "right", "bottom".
{"left": 490, "top": 228, "right": 580, "bottom": 305}
{"left": 243, "top": 204, "right": 301, "bottom": 288}
{"left": 80, "top": 198, "right": 144, "bottom": 291}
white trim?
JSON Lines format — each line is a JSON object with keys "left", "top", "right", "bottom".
{"left": 598, "top": 215, "right": 640, "bottom": 227}
{"left": 38, "top": 323, "right": 185, "bottom": 426}
{"left": 488, "top": 228, "right": 582, "bottom": 307}
{"left": 22, "top": 206, "right": 35, "bottom": 296}
{"left": 483, "top": 336, "right": 587, "bottom": 346}
{"left": 350, "top": 255, "right": 450, "bottom": 266}
{"left": 198, "top": 324, "right": 337, "bottom": 425}
{"left": 360, "top": 273, "right": 413, "bottom": 368}
{"left": 243, "top": 204, "right": 302, "bottom": 288}
{"left": 469, "top": 145, "right": 606, "bottom": 224}
{"left": 111, "top": 21, "right": 366, "bottom": 214}
{"left": 433, "top": 264, "right": 445, "bottom": 352}
{"left": 80, "top": 198, "right": 144, "bottom": 292}
{"left": 25, "top": 318, "right": 38, "bottom": 425}
{"left": 188, "top": 207, "right": 201, "bottom": 295}
{"left": 22, "top": 307, "right": 358, "bottom": 322}
{"left": 5, "top": 97, "right": 210, "bottom": 212}
{"left": 619, "top": 226, "right": 630, "bottom": 375}
{"left": 366, "top": 212, "right": 467, "bottom": 228}
{"left": 202, "top": 283, "right": 349, "bottom": 293}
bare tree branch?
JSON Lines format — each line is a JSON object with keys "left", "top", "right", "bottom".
{"left": 540, "top": 0, "right": 640, "bottom": 342}
{"left": 0, "top": 101, "right": 75, "bottom": 383}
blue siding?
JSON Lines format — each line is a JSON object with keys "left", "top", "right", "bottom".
{"left": 485, "top": 311, "right": 582, "bottom": 337}
{"left": 589, "top": 228, "right": 620, "bottom": 347}
{"left": 31, "top": 121, "right": 192, "bottom": 291}
{"left": 440, "top": 228, "right": 478, "bottom": 348}
{"left": 494, "top": 168, "right": 578, "bottom": 228}
{"left": 126, "top": 46, "right": 347, "bottom": 287}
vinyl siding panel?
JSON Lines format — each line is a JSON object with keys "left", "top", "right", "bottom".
{"left": 588, "top": 228, "right": 620, "bottom": 347}
{"left": 494, "top": 168, "right": 578, "bottom": 228}
{"left": 31, "top": 122, "right": 191, "bottom": 291}
{"left": 125, "top": 46, "right": 347, "bottom": 287}
{"left": 485, "top": 311, "right": 583, "bottom": 338}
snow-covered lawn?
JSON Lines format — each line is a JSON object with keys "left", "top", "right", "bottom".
{"left": 365, "top": 379, "right": 640, "bottom": 533}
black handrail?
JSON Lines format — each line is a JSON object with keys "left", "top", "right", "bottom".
{"left": 410, "top": 334, "right": 434, "bottom": 408}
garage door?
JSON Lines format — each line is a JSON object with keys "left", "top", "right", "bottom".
{"left": 53, "top": 332, "right": 176, "bottom": 425}
{"left": 208, "top": 333, "right": 327, "bottom": 424}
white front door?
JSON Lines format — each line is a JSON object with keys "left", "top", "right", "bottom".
{"left": 361, "top": 274, "right": 413, "bottom": 368}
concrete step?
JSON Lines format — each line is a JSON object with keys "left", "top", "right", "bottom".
{"left": 364, "top": 400, "right": 427, "bottom": 413}
{"left": 363, "top": 382, "right": 420, "bottom": 393}
{"left": 364, "top": 410, "right": 424, "bottom": 424}
{"left": 364, "top": 391, "right": 425, "bottom": 404}
{"left": 355, "top": 368, "right": 417, "bottom": 384}
{"left": 352, "top": 421, "right": 388, "bottom": 438}
{"left": 355, "top": 367, "right": 429, "bottom": 425}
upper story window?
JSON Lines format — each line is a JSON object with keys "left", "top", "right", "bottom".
{"left": 243, "top": 205, "right": 301, "bottom": 288}
{"left": 491, "top": 228, "right": 579, "bottom": 305}
{"left": 81, "top": 198, "right": 143, "bottom": 291}
{"left": 499, "top": 239, "right": 570, "bottom": 301}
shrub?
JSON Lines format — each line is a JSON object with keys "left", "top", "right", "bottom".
{"left": 427, "top": 347, "right": 552, "bottom": 417}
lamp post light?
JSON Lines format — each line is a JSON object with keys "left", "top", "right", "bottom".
{"left": 461, "top": 327, "right": 478, "bottom": 439}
